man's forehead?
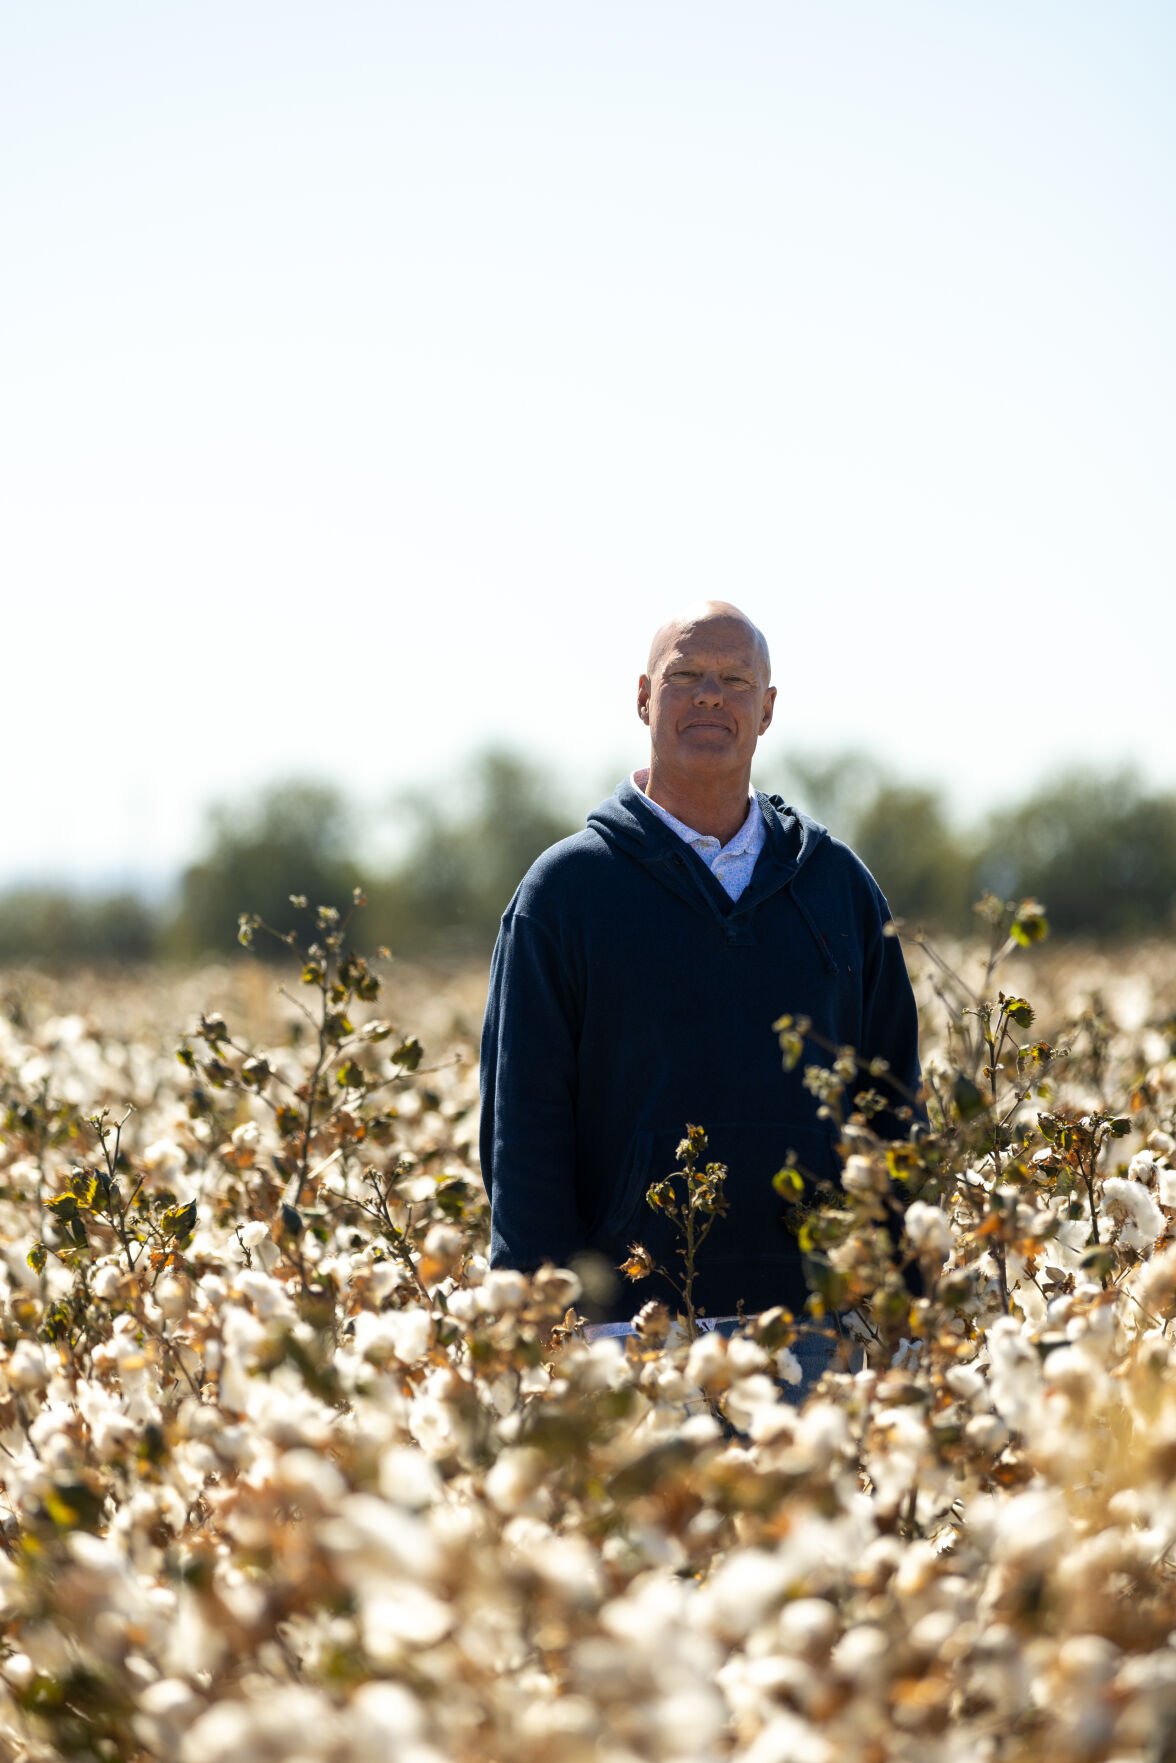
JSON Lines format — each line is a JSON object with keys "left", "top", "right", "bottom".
{"left": 647, "top": 608, "right": 771, "bottom": 677}
{"left": 661, "top": 630, "right": 760, "bottom": 663}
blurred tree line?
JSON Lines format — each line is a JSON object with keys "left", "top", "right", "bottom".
{"left": 2, "top": 749, "right": 1174, "bottom": 965}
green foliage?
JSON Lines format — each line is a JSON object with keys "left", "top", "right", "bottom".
{"left": 169, "top": 779, "right": 360, "bottom": 960}
{"left": 979, "top": 768, "right": 1176, "bottom": 937}
{"left": 622, "top": 1123, "right": 730, "bottom": 1337}
{"left": 363, "top": 748, "right": 577, "bottom": 952}
{"left": 4, "top": 753, "right": 1176, "bottom": 966}
{"left": 0, "top": 888, "right": 157, "bottom": 966}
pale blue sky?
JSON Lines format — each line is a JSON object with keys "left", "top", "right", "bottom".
{"left": 3, "top": 3, "right": 1174, "bottom": 887}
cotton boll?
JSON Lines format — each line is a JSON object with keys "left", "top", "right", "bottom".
{"left": 905, "top": 1201, "right": 953, "bottom": 1262}
{"left": 7, "top": 1339, "right": 50, "bottom": 1391}
{"left": 991, "top": 1488, "right": 1070, "bottom": 1568}
{"left": 831, "top": 1624, "right": 890, "bottom": 1685}
{"left": 726, "top": 1336, "right": 769, "bottom": 1377}
{"left": 1101, "top": 1177, "right": 1165, "bottom": 1251}
{"left": 141, "top": 1138, "right": 186, "bottom": 1184}
{"left": 352, "top": 1307, "right": 432, "bottom": 1368}
{"left": 156, "top": 1275, "right": 190, "bottom": 1320}
{"left": 686, "top": 1330, "right": 730, "bottom": 1391}
{"left": 724, "top": 1374, "right": 784, "bottom": 1434}
{"left": 741, "top": 1709, "right": 833, "bottom": 1763}
{"left": 132, "top": 1678, "right": 202, "bottom": 1758}
{"left": 697, "top": 1548, "right": 793, "bottom": 1639}
{"left": 774, "top": 1346, "right": 803, "bottom": 1387}
{"left": 842, "top": 1154, "right": 886, "bottom": 1195}
{"left": 379, "top": 1446, "right": 442, "bottom": 1511}
{"left": 274, "top": 1448, "right": 348, "bottom": 1509}
{"left": 777, "top": 1597, "right": 838, "bottom": 1656}
{"left": 485, "top": 1447, "right": 552, "bottom": 1518}
{"left": 90, "top": 1261, "right": 125, "bottom": 1302}
{"left": 478, "top": 1269, "right": 529, "bottom": 1312}
{"left": 944, "top": 1362, "right": 986, "bottom": 1402}
{"left": 348, "top": 1679, "right": 436, "bottom": 1760}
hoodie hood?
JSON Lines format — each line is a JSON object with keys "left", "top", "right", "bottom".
{"left": 585, "top": 777, "right": 834, "bottom": 965}
{"left": 586, "top": 776, "right": 828, "bottom": 886}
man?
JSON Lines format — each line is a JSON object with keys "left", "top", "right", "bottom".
{"left": 479, "top": 601, "right": 921, "bottom": 1330}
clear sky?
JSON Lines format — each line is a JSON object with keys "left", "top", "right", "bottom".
{"left": 4, "top": 2, "right": 1174, "bottom": 890}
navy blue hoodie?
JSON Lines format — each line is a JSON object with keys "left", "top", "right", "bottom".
{"left": 479, "top": 779, "right": 921, "bottom": 1322}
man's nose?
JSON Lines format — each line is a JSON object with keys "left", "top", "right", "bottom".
{"left": 694, "top": 673, "right": 723, "bottom": 703}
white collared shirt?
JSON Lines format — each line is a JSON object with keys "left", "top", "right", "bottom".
{"left": 631, "top": 769, "right": 765, "bottom": 901}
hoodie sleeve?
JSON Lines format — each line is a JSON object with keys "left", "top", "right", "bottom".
{"left": 860, "top": 883, "right": 925, "bottom": 1134}
{"left": 479, "top": 907, "right": 586, "bottom": 1270}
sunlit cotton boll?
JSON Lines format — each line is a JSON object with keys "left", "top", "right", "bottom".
{"left": 485, "top": 1446, "right": 552, "bottom": 1517}
{"left": 686, "top": 1329, "right": 731, "bottom": 1391}
{"left": 986, "top": 1316, "right": 1043, "bottom": 1431}
{"left": 904, "top": 1201, "right": 953, "bottom": 1262}
{"left": 1101, "top": 1176, "right": 1165, "bottom": 1250}
{"left": 352, "top": 1306, "right": 431, "bottom": 1367}
{"left": 697, "top": 1548, "right": 795, "bottom": 1640}
{"left": 348, "top": 1680, "right": 445, "bottom": 1763}
{"left": 991, "top": 1487, "right": 1070, "bottom": 1568}
{"left": 6, "top": 1339, "right": 50, "bottom": 1391}
{"left": 740, "top": 1709, "right": 834, "bottom": 1763}
{"left": 842, "top": 1154, "right": 886, "bottom": 1195}
{"left": 142, "top": 1138, "right": 186, "bottom": 1184}
{"left": 180, "top": 1686, "right": 337, "bottom": 1763}
{"left": 90, "top": 1260, "right": 124, "bottom": 1302}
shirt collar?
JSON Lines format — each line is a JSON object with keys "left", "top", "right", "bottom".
{"left": 630, "top": 769, "right": 763, "bottom": 854}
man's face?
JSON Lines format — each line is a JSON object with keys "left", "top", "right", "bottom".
{"left": 637, "top": 615, "right": 776, "bottom": 781}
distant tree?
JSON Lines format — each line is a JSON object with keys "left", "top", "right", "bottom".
{"left": 762, "top": 749, "right": 891, "bottom": 840}
{"left": 366, "top": 749, "right": 576, "bottom": 954}
{"left": 762, "top": 752, "right": 975, "bottom": 929}
{"left": 979, "top": 770, "right": 1176, "bottom": 938}
{"left": 851, "top": 785, "right": 975, "bottom": 930}
{"left": 0, "top": 889, "right": 158, "bottom": 966}
{"left": 170, "top": 779, "right": 360, "bottom": 958}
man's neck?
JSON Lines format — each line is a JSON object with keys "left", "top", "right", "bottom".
{"left": 640, "top": 764, "right": 753, "bottom": 845}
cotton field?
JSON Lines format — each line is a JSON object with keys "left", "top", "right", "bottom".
{"left": 0, "top": 909, "right": 1174, "bottom": 1763}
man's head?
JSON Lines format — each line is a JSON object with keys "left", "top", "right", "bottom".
{"left": 637, "top": 601, "right": 776, "bottom": 790}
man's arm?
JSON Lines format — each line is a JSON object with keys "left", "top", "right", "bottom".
{"left": 859, "top": 886, "right": 925, "bottom": 1135}
{"left": 479, "top": 908, "right": 585, "bottom": 1270}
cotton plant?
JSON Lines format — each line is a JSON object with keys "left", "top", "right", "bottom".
{"left": 0, "top": 917, "right": 1173, "bottom": 1758}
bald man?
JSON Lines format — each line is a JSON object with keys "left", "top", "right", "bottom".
{"left": 479, "top": 602, "right": 921, "bottom": 1338}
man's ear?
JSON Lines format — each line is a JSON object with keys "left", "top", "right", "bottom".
{"left": 637, "top": 674, "right": 651, "bottom": 723}
{"left": 760, "top": 685, "right": 777, "bottom": 731}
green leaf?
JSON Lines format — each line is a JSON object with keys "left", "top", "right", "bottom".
{"left": 1003, "top": 996, "right": 1034, "bottom": 1029}
{"left": 952, "top": 1074, "right": 987, "bottom": 1121}
{"left": 26, "top": 1243, "right": 46, "bottom": 1274}
{"left": 1080, "top": 1245, "right": 1114, "bottom": 1278}
{"left": 1010, "top": 900, "right": 1049, "bottom": 947}
{"left": 391, "top": 1037, "right": 423, "bottom": 1071}
{"left": 161, "top": 1199, "right": 198, "bottom": 1240}
{"left": 772, "top": 1165, "right": 804, "bottom": 1199}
